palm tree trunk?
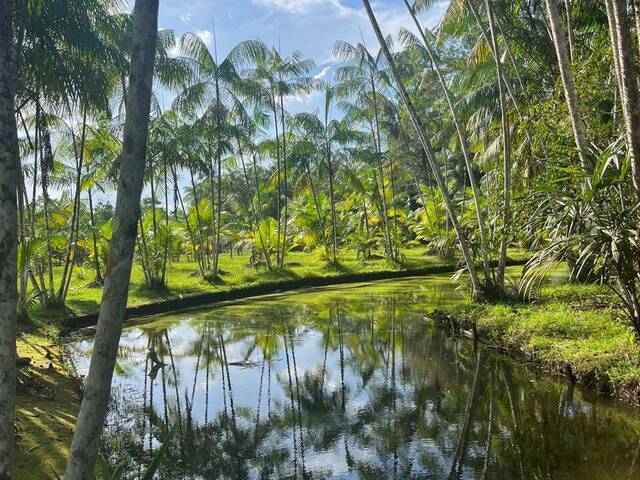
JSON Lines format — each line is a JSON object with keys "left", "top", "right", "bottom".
{"left": 64, "top": 1, "right": 159, "bottom": 477}
{"left": 174, "top": 167, "right": 206, "bottom": 277}
{"left": 545, "top": 0, "right": 591, "bottom": 173}
{"left": 606, "top": 0, "right": 640, "bottom": 201}
{"left": 272, "top": 100, "right": 283, "bottom": 267}
{"left": 362, "top": 0, "right": 485, "bottom": 301}
{"left": 213, "top": 156, "right": 222, "bottom": 275}
{"left": 405, "top": 0, "right": 492, "bottom": 284}
{"left": 324, "top": 139, "right": 338, "bottom": 263}
{"left": 279, "top": 93, "right": 289, "bottom": 268}
{"left": 87, "top": 187, "right": 103, "bottom": 284}
{"left": 189, "top": 165, "right": 208, "bottom": 272}
{"left": 40, "top": 116, "right": 56, "bottom": 303}
{"left": 564, "top": 0, "right": 577, "bottom": 62}
{"left": 58, "top": 106, "right": 88, "bottom": 303}
{"left": 486, "top": 0, "right": 512, "bottom": 290}
{"left": 0, "top": 0, "right": 19, "bottom": 474}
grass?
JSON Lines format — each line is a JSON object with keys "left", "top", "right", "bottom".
{"left": 14, "top": 319, "right": 80, "bottom": 480}
{"left": 42, "top": 246, "right": 532, "bottom": 318}
{"left": 437, "top": 279, "right": 640, "bottom": 404}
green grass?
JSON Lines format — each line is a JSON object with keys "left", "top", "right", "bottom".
{"left": 442, "top": 281, "right": 640, "bottom": 402}
{"left": 46, "top": 245, "right": 520, "bottom": 318}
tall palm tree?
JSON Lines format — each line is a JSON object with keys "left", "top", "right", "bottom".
{"left": 0, "top": 0, "right": 19, "bottom": 475}
{"left": 174, "top": 32, "right": 245, "bottom": 275}
{"left": 65, "top": 0, "right": 160, "bottom": 477}
{"left": 403, "top": 0, "right": 492, "bottom": 283}
{"left": 545, "top": 0, "right": 591, "bottom": 174}
{"left": 361, "top": 0, "right": 485, "bottom": 301}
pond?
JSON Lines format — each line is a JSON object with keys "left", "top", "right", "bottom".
{"left": 70, "top": 275, "right": 640, "bottom": 479}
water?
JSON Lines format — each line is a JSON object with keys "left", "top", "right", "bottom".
{"left": 70, "top": 275, "right": 640, "bottom": 479}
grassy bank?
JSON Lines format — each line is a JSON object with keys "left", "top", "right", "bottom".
{"left": 42, "top": 246, "right": 530, "bottom": 321}
{"left": 14, "top": 322, "right": 80, "bottom": 480}
{"left": 432, "top": 281, "right": 640, "bottom": 405}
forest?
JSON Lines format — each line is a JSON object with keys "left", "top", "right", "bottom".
{"left": 2, "top": 0, "right": 640, "bottom": 478}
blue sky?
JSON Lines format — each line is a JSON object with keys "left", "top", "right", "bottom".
{"left": 155, "top": 0, "right": 450, "bottom": 114}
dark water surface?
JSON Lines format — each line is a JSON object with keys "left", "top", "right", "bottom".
{"left": 70, "top": 276, "right": 640, "bottom": 479}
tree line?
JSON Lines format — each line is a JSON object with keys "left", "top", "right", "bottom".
{"left": 3, "top": 0, "right": 640, "bottom": 478}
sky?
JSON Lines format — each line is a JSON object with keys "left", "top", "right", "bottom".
{"left": 154, "top": 0, "right": 450, "bottom": 114}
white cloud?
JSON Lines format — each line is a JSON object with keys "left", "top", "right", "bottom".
{"left": 196, "top": 30, "right": 214, "bottom": 48}
{"left": 180, "top": 12, "right": 192, "bottom": 24}
{"left": 250, "top": 0, "right": 353, "bottom": 16}
{"left": 314, "top": 66, "right": 331, "bottom": 81}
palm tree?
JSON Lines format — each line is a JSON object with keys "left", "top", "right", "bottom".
{"left": 174, "top": 32, "right": 245, "bottom": 275}
{"left": 545, "top": 0, "right": 591, "bottom": 174}
{"left": 237, "top": 41, "right": 315, "bottom": 268}
{"left": 65, "top": 0, "right": 160, "bottom": 477}
{"left": 485, "top": 0, "right": 511, "bottom": 289}
{"left": 334, "top": 40, "right": 397, "bottom": 261}
{"left": 0, "top": 0, "right": 19, "bottom": 475}
{"left": 402, "top": 0, "right": 492, "bottom": 284}
{"left": 604, "top": 0, "right": 640, "bottom": 201}
{"left": 361, "top": 0, "right": 485, "bottom": 301}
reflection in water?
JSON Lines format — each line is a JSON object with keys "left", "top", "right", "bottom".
{"left": 70, "top": 277, "right": 640, "bottom": 479}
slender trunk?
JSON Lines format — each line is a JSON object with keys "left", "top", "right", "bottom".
{"left": 325, "top": 139, "right": 338, "bottom": 262}
{"left": 58, "top": 106, "right": 88, "bottom": 303}
{"left": 64, "top": 2, "right": 159, "bottom": 477}
{"left": 486, "top": 0, "right": 512, "bottom": 289}
{"left": 279, "top": 93, "right": 289, "bottom": 268}
{"left": 306, "top": 167, "right": 327, "bottom": 249}
{"left": 188, "top": 165, "right": 208, "bottom": 272}
{"left": 405, "top": 0, "right": 492, "bottom": 283}
{"left": 213, "top": 155, "right": 222, "bottom": 274}
{"left": 40, "top": 116, "right": 55, "bottom": 302}
{"left": 0, "top": 0, "right": 19, "bottom": 474}
{"left": 271, "top": 98, "right": 282, "bottom": 267}
{"left": 238, "top": 137, "right": 271, "bottom": 268}
{"left": 546, "top": 0, "right": 591, "bottom": 173}
{"left": 362, "top": 0, "right": 484, "bottom": 300}
{"left": 606, "top": 0, "right": 640, "bottom": 201}
{"left": 161, "top": 159, "right": 169, "bottom": 284}
{"left": 88, "top": 188, "right": 103, "bottom": 284}
{"left": 634, "top": 1, "right": 640, "bottom": 52}
{"left": 174, "top": 167, "right": 206, "bottom": 277}
{"left": 564, "top": 0, "right": 576, "bottom": 62}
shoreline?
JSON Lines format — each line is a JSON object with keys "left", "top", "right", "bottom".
{"left": 64, "top": 258, "right": 527, "bottom": 330}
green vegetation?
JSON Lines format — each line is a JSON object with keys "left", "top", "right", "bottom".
{"left": 437, "top": 281, "right": 640, "bottom": 404}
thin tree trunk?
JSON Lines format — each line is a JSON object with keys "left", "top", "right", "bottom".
{"left": 279, "top": 93, "right": 289, "bottom": 268}
{"left": 564, "top": 0, "right": 576, "bottom": 62}
{"left": 271, "top": 99, "right": 282, "bottom": 267}
{"left": 58, "top": 106, "right": 88, "bottom": 303}
{"left": 87, "top": 188, "right": 103, "bottom": 284}
{"left": 486, "top": 0, "right": 512, "bottom": 290}
{"left": 40, "top": 117, "right": 55, "bottom": 302}
{"left": 546, "top": 0, "right": 591, "bottom": 173}
{"left": 606, "top": 0, "right": 640, "bottom": 201}
{"left": 0, "top": 0, "right": 19, "bottom": 474}
{"left": 324, "top": 139, "right": 338, "bottom": 263}
{"left": 64, "top": 1, "right": 159, "bottom": 477}
{"left": 213, "top": 155, "right": 222, "bottom": 274}
{"left": 362, "top": 0, "right": 484, "bottom": 301}
{"left": 405, "top": 0, "right": 492, "bottom": 284}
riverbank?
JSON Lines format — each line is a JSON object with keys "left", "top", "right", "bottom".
{"left": 44, "top": 248, "right": 527, "bottom": 328}
{"left": 430, "top": 282, "right": 640, "bottom": 406}
{"left": 14, "top": 322, "right": 80, "bottom": 480}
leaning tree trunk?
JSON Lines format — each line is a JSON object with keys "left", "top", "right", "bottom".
{"left": 404, "top": 0, "right": 492, "bottom": 284}
{"left": 64, "top": 1, "right": 159, "bottom": 478}
{"left": 0, "top": 0, "right": 19, "bottom": 476}
{"left": 486, "top": 0, "right": 512, "bottom": 290}
{"left": 606, "top": 0, "right": 640, "bottom": 202}
{"left": 545, "top": 0, "right": 591, "bottom": 174}
{"left": 362, "top": 0, "right": 485, "bottom": 301}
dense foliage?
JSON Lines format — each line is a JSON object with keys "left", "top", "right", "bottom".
{"left": 11, "top": 0, "right": 640, "bottom": 333}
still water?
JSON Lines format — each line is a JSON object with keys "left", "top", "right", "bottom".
{"left": 70, "top": 276, "right": 640, "bottom": 479}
